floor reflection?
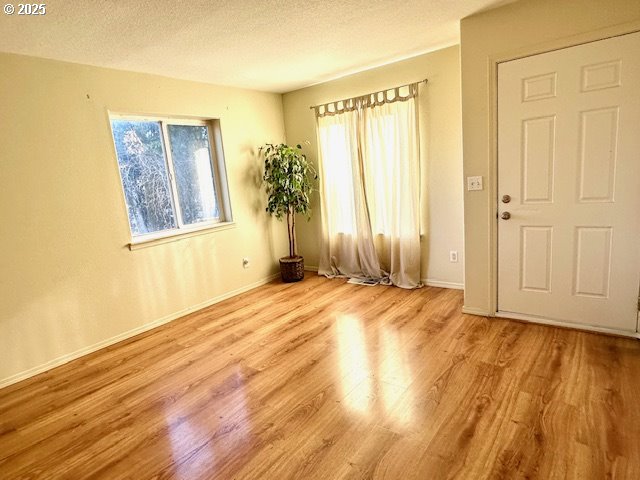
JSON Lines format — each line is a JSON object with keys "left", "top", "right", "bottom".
{"left": 165, "top": 366, "right": 252, "bottom": 478}
{"left": 335, "top": 314, "right": 414, "bottom": 426}
{"left": 336, "top": 314, "right": 372, "bottom": 414}
{"left": 379, "top": 325, "right": 414, "bottom": 427}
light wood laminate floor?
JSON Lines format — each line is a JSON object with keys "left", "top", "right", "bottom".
{"left": 1, "top": 275, "right": 640, "bottom": 479}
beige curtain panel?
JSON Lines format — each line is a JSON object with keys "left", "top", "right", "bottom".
{"left": 315, "top": 83, "right": 422, "bottom": 289}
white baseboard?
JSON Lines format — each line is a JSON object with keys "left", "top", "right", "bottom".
{"left": 423, "top": 279, "right": 464, "bottom": 290}
{"left": 304, "top": 265, "right": 319, "bottom": 272}
{"left": 496, "top": 311, "right": 640, "bottom": 339}
{"left": 0, "top": 273, "right": 280, "bottom": 390}
{"left": 462, "top": 306, "right": 490, "bottom": 316}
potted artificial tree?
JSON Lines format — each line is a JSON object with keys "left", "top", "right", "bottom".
{"left": 261, "top": 143, "right": 317, "bottom": 282}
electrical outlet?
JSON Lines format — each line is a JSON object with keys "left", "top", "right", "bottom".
{"left": 242, "top": 257, "right": 250, "bottom": 269}
{"left": 449, "top": 251, "right": 458, "bottom": 263}
{"left": 467, "top": 176, "right": 483, "bottom": 191}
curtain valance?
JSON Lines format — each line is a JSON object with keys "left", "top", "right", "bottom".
{"left": 312, "top": 80, "right": 426, "bottom": 118}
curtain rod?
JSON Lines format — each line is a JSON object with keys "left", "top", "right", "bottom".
{"left": 309, "top": 78, "right": 428, "bottom": 110}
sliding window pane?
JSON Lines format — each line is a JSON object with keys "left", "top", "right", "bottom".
{"left": 111, "top": 120, "right": 177, "bottom": 235}
{"left": 167, "top": 125, "right": 219, "bottom": 225}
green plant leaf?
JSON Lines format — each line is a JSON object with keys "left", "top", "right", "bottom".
{"left": 259, "top": 142, "right": 318, "bottom": 255}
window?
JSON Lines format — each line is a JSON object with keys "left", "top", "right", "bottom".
{"left": 110, "top": 115, "right": 232, "bottom": 242}
{"left": 317, "top": 119, "right": 357, "bottom": 235}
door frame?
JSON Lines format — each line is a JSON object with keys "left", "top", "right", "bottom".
{"left": 488, "top": 21, "right": 640, "bottom": 337}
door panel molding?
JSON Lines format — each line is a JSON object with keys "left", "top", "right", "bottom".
{"left": 573, "top": 226, "right": 613, "bottom": 298}
{"left": 577, "top": 106, "right": 619, "bottom": 203}
{"left": 581, "top": 60, "right": 622, "bottom": 92}
{"left": 521, "top": 115, "right": 556, "bottom": 204}
{"left": 519, "top": 226, "right": 553, "bottom": 293}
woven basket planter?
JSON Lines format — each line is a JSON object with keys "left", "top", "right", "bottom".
{"left": 279, "top": 256, "right": 304, "bottom": 282}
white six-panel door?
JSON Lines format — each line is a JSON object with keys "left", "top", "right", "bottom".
{"left": 497, "top": 32, "right": 640, "bottom": 332}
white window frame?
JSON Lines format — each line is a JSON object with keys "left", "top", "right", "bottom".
{"left": 109, "top": 113, "right": 234, "bottom": 248}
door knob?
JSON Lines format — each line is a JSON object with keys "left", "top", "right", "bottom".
{"left": 501, "top": 212, "right": 511, "bottom": 220}
{"left": 502, "top": 194, "right": 511, "bottom": 203}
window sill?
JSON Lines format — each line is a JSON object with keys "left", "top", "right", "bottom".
{"left": 128, "top": 222, "right": 236, "bottom": 250}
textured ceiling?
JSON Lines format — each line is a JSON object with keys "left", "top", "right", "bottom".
{"left": 0, "top": 0, "right": 512, "bottom": 92}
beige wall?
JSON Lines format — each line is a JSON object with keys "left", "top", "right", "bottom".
{"left": 0, "top": 53, "right": 288, "bottom": 386}
{"left": 283, "top": 45, "right": 464, "bottom": 287}
{"left": 460, "top": 0, "right": 640, "bottom": 314}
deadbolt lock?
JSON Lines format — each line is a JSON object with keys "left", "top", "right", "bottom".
{"left": 502, "top": 194, "right": 511, "bottom": 203}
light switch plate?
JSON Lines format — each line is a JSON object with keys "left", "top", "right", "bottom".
{"left": 467, "top": 176, "right": 483, "bottom": 191}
